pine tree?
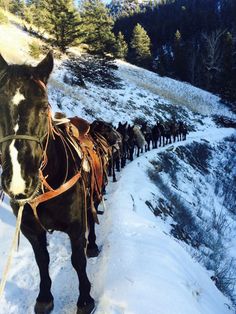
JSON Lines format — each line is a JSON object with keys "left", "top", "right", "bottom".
{"left": 115, "top": 31, "right": 128, "bottom": 59}
{"left": 130, "top": 23, "right": 151, "bottom": 67}
{"left": 24, "top": 0, "right": 50, "bottom": 34}
{"left": 173, "top": 29, "right": 186, "bottom": 81}
{"left": 80, "top": 0, "right": 116, "bottom": 55}
{"left": 10, "top": 0, "right": 25, "bottom": 17}
{"left": 46, "top": 0, "right": 81, "bottom": 53}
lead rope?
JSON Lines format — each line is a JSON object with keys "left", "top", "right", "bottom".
{"left": 0, "top": 204, "right": 24, "bottom": 299}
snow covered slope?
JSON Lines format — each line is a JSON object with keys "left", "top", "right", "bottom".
{"left": 0, "top": 22, "right": 236, "bottom": 314}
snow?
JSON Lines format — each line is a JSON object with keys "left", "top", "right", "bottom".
{"left": 0, "top": 22, "right": 236, "bottom": 314}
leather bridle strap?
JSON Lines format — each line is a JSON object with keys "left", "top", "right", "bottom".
{"left": 0, "top": 134, "right": 44, "bottom": 146}
{"left": 28, "top": 171, "right": 82, "bottom": 222}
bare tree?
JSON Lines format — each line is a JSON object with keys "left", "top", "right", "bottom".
{"left": 202, "top": 29, "right": 226, "bottom": 90}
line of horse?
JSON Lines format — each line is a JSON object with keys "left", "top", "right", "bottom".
{"left": 0, "top": 51, "right": 187, "bottom": 314}
{"left": 103, "top": 119, "right": 188, "bottom": 182}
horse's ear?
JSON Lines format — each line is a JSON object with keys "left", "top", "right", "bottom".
{"left": 34, "top": 51, "right": 54, "bottom": 83}
{"left": 0, "top": 54, "right": 8, "bottom": 72}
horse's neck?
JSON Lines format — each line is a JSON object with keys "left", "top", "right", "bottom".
{"left": 44, "top": 132, "right": 77, "bottom": 188}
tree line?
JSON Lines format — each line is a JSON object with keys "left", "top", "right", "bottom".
{"left": 0, "top": 0, "right": 235, "bottom": 108}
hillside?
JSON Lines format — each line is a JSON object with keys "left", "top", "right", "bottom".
{"left": 0, "top": 22, "right": 236, "bottom": 314}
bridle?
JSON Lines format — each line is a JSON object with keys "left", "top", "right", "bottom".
{"left": 0, "top": 78, "right": 85, "bottom": 230}
{"left": 0, "top": 134, "right": 46, "bottom": 148}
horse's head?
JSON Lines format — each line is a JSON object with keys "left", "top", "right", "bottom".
{"left": 91, "top": 120, "right": 120, "bottom": 146}
{"left": 0, "top": 52, "right": 53, "bottom": 202}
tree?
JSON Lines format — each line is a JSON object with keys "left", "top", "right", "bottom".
{"left": 115, "top": 31, "right": 128, "bottom": 59}
{"left": 46, "top": 0, "right": 81, "bottom": 52}
{"left": 173, "top": 29, "right": 187, "bottom": 81}
{"left": 24, "top": 0, "right": 50, "bottom": 35}
{"left": 130, "top": 23, "right": 151, "bottom": 67}
{"left": 80, "top": 0, "right": 116, "bottom": 55}
{"left": 201, "top": 29, "right": 225, "bottom": 91}
{"left": 10, "top": 0, "right": 25, "bottom": 17}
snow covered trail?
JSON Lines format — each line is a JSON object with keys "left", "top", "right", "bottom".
{"left": 0, "top": 126, "right": 234, "bottom": 314}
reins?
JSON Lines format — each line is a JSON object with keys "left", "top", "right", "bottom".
{"left": 0, "top": 204, "right": 24, "bottom": 298}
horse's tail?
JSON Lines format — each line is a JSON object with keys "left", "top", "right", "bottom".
{"left": 133, "top": 126, "right": 147, "bottom": 148}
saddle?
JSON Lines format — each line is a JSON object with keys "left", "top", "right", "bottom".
{"left": 53, "top": 114, "right": 110, "bottom": 223}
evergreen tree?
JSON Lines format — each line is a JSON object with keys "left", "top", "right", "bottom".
{"left": 46, "top": 0, "right": 81, "bottom": 52}
{"left": 10, "top": 0, "right": 25, "bottom": 17}
{"left": 130, "top": 23, "right": 151, "bottom": 67}
{"left": 80, "top": 0, "right": 116, "bottom": 55}
{"left": 173, "top": 29, "right": 186, "bottom": 81}
{"left": 115, "top": 31, "right": 128, "bottom": 59}
{"left": 24, "top": 0, "right": 50, "bottom": 34}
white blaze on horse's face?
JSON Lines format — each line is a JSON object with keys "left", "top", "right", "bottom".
{"left": 9, "top": 124, "right": 26, "bottom": 196}
{"left": 12, "top": 88, "right": 25, "bottom": 106}
{"left": 8, "top": 89, "right": 27, "bottom": 196}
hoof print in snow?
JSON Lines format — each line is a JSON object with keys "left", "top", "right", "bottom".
{"left": 34, "top": 300, "right": 54, "bottom": 314}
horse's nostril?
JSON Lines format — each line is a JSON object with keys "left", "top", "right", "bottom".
{"left": 14, "top": 193, "right": 27, "bottom": 200}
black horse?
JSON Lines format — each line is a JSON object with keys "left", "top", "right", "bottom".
{"left": 0, "top": 52, "right": 105, "bottom": 314}
{"left": 91, "top": 120, "right": 122, "bottom": 182}
{"left": 116, "top": 121, "right": 129, "bottom": 168}
{"left": 151, "top": 122, "right": 161, "bottom": 149}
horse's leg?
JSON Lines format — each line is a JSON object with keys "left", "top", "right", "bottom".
{"left": 121, "top": 154, "right": 126, "bottom": 168}
{"left": 21, "top": 228, "right": 54, "bottom": 314}
{"left": 116, "top": 155, "right": 120, "bottom": 172}
{"left": 68, "top": 226, "right": 95, "bottom": 314}
{"left": 137, "top": 147, "right": 140, "bottom": 157}
{"left": 112, "top": 157, "right": 117, "bottom": 182}
{"left": 87, "top": 209, "right": 99, "bottom": 258}
{"left": 108, "top": 160, "right": 112, "bottom": 177}
{"left": 129, "top": 147, "right": 134, "bottom": 161}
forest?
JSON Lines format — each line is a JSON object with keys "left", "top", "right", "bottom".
{"left": 0, "top": 0, "right": 235, "bottom": 108}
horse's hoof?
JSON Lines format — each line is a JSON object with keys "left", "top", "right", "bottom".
{"left": 87, "top": 246, "right": 100, "bottom": 258}
{"left": 34, "top": 300, "right": 54, "bottom": 314}
{"left": 77, "top": 299, "right": 95, "bottom": 314}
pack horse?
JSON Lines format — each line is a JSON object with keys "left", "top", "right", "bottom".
{"left": 0, "top": 52, "right": 108, "bottom": 314}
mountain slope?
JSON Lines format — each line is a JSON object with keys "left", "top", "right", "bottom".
{"left": 0, "top": 22, "right": 236, "bottom": 314}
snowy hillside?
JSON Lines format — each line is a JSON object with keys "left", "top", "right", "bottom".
{"left": 0, "top": 22, "right": 236, "bottom": 314}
